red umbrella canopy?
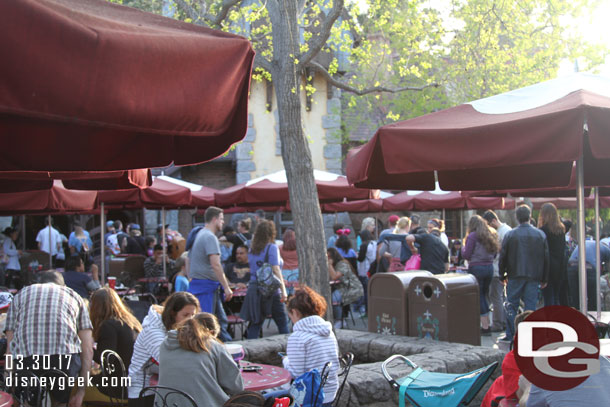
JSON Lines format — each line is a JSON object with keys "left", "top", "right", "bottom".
{"left": 215, "top": 169, "right": 378, "bottom": 208}
{"left": 155, "top": 176, "right": 216, "bottom": 207}
{"left": 382, "top": 188, "right": 507, "bottom": 211}
{"left": 346, "top": 73, "right": 610, "bottom": 191}
{"left": 0, "top": 169, "right": 151, "bottom": 192}
{"left": 98, "top": 176, "right": 208, "bottom": 209}
{"left": 322, "top": 199, "right": 383, "bottom": 213}
{"left": 0, "top": 0, "right": 254, "bottom": 171}
{"left": 517, "top": 197, "right": 610, "bottom": 210}
{"left": 139, "top": 177, "right": 192, "bottom": 208}
{"left": 0, "top": 180, "right": 97, "bottom": 215}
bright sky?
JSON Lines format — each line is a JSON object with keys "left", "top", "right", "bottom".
{"left": 558, "top": 1, "right": 610, "bottom": 76}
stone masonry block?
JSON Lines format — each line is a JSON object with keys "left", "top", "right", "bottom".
{"left": 323, "top": 144, "right": 342, "bottom": 159}
{"left": 236, "top": 172, "right": 251, "bottom": 184}
{"left": 236, "top": 160, "right": 256, "bottom": 172}
{"left": 325, "top": 129, "right": 342, "bottom": 144}
{"left": 327, "top": 98, "right": 341, "bottom": 115}
{"left": 247, "top": 113, "right": 254, "bottom": 128}
{"left": 243, "top": 127, "right": 256, "bottom": 142}
{"left": 322, "top": 114, "right": 341, "bottom": 129}
{"left": 235, "top": 142, "right": 253, "bottom": 160}
{"left": 325, "top": 159, "right": 342, "bottom": 171}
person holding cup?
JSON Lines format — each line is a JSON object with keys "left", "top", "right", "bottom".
{"left": 63, "top": 254, "right": 101, "bottom": 299}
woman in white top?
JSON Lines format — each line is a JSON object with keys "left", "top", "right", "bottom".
{"left": 283, "top": 287, "right": 339, "bottom": 406}
{"left": 2, "top": 227, "right": 21, "bottom": 288}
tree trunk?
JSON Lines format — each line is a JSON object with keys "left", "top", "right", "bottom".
{"left": 268, "top": 0, "right": 332, "bottom": 317}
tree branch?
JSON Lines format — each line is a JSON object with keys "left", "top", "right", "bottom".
{"left": 308, "top": 61, "right": 439, "bottom": 96}
{"left": 297, "top": 0, "right": 344, "bottom": 71}
{"left": 174, "top": 0, "right": 204, "bottom": 25}
{"left": 253, "top": 53, "right": 273, "bottom": 74}
{"left": 204, "top": 0, "right": 243, "bottom": 29}
{"left": 340, "top": 7, "right": 362, "bottom": 48}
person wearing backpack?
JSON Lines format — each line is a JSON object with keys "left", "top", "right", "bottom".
{"left": 240, "top": 220, "right": 289, "bottom": 339}
{"left": 283, "top": 287, "right": 339, "bottom": 406}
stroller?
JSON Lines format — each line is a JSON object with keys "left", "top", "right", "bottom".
{"left": 381, "top": 355, "right": 498, "bottom": 407}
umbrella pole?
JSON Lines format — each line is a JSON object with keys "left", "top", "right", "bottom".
{"left": 442, "top": 209, "right": 445, "bottom": 222}
{"left": 595, "top": 188, "right": 601, "bottom": 319}
{"left": 459, "top": 210, "right": 464, "bottom": 238}
{"left": 100, "top": 202, "right": 105, "bottom": 284}
{"left": 21, "top": 215, "right": 26, "bottom": 251}
{"left": 48, "top": 214, "right": 52, "bottom": 269}
{"left": 576, "top": 158, "right": 587, "bottom": 314}
{"left": 162, "top": 207, "right": 167, "bottom": 278}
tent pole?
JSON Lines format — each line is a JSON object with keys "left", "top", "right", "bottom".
{"left": 459, "top": 210, "right": 464, "bottom": 238}
{"left": 162, "top": 207, "right": 167, "bottom": 278}
{"left": 442, "top": 209, "right": 445, "bottom": 222}
{"left": 100, "top": 202, "right": 105, "bottom": 284}
{"left": 576, "top": 158, "right": 587, "bottom": 314}
{"left": 48, "top": 214, "right": 52, "bottom": 269}
{"left": 595, "top": 188, "right": 601, "bottom": 319}
{"left": 21, "top": 215, "right": 26, "bottom": 251}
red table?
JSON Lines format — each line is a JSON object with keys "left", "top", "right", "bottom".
{"left": 149, "top": 362, "right": 292, "bottom": 392}
{"left": 0, "top": 391, "right": 13, "bottom": 407}
{"left": 240, "top": 361, "right": 292, "bottom": 391}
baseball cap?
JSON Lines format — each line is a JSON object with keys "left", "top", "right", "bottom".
{"left": 130, "top": 224, "right": 141, "bottom": 230}
{"left": 106, "top": 220, "right": 114, "bottom": 228}
{"left": 388, "top": 215, "right": 399, "bottom": 224}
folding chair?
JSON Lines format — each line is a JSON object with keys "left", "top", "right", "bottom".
{"left": 139, "top": 386, "right": 197, "bottom": 407}
{"left": 333, "top": 353, "right": 354, "bottom": 407}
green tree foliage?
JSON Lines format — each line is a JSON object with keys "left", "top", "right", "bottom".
{"left": 341, "top": 0, "right": 608, "bottom": 142}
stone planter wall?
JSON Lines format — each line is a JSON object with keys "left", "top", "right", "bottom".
{"left": 236, "top": 329, "right": 505, "bottom": 406}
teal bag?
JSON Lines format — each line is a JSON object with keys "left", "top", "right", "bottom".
{"left": 382, "top": 355, "right": 498, "bottom": 407}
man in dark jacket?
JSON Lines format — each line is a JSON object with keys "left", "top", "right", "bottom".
{"left": 499, "top": 205, "right": 549, "bottom": 341}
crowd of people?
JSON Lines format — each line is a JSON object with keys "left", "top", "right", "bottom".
{"left": 2, "top": 202, "right": 610, "bottom": 406}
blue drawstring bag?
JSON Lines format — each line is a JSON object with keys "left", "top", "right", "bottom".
{"left": 289, "top": 363, "right": 331, "bottom": 407}
{"left": 382, "top": 355, "right": 498, "bottom": 407}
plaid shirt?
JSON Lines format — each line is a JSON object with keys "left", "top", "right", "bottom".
{"left": 5, "top": 283, "right": 92, "bottom": 357}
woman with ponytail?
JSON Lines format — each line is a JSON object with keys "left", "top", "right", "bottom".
{"left": 157, "top": 313, "right": 244, "bottom": 406}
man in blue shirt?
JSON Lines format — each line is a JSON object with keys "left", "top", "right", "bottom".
{"left": 62, "top": 255, "right": 100, "bottom": 299}
{"left": 567, "top": 237, "right": 610, "bottom": 310}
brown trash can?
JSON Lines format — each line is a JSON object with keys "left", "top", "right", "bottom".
{"left": 368, "top": 271, "right": 433, "bottom": 336}
{"left": 407, "top": 273, "right": 480, "bottom": 346}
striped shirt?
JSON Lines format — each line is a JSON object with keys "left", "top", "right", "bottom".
{"left": 5, "top": 283, "right": 92, "bottom": 357}
{"left": 283, "top": 316, "right": 339, "bottom": 403}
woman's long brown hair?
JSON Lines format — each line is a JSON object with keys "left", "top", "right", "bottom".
{"left": 176, "top": 313, "right": 220, "bottom": 353}
{"left": 89, "top": 287, "right": 142, "bottom": 341}
{"left": 538, "top": 203, "right": 566, "bottom": 235}
{"left": 250, "top": 220, "right": 276, "bottom": 254}
{"left": 466, "top": 215, "right": 500, "bottom": 254}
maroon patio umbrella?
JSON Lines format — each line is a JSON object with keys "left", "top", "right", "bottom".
{"left": 322, "top": 199, "right": 384, "bottom": 213}
{"left": 381, "top": 191, "right": 507, "bottom": 211}
{"left": 0, "top": 180, "right": 99, "bottom": 267}
{"left": 0, "top": 169, "right": 151, "bottom": 192}
{"left": 216, "top": 170, "right": 377, "bottom": 208}
{"left": 0, "top": 180, "right": 98, "bottom": 215}
{"left": 346, "top": 74, "right": 610, "bottom": 191}
{"left": 0, "top": 0, "right": 254, "bottom": 171}
{"left": 346, "top": 73, "right": 610, "bottom": 314}
{"left": 518, "top": 197, "right": 610, "bottom": 210}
